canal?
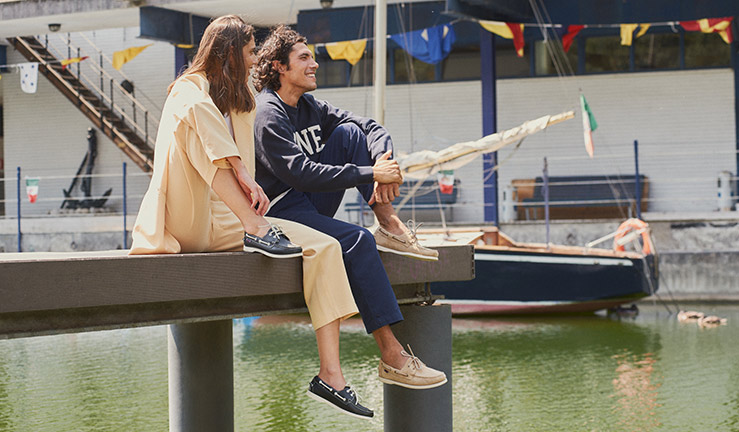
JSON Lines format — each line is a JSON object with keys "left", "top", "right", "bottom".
{"left": 0, "top": 303, "right": 736, "bottom": 431}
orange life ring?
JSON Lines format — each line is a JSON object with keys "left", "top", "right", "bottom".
{"left": 613, "top": 218, "right": 653, "bottom": 255}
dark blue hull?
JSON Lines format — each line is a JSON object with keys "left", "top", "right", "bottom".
{"left": 431, "top": 248, "right": 659, "bottom": 315}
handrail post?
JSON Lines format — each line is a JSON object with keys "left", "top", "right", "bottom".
{"left": 123, "top": 162, "right": 128, "bottom": 249}
{"left": 99, "top": 53, "right": 104, "bottom": 93}
{"left": 543, "top": 158, "right": 550, "bottom": 248}
{"left": 76, "top": 47, "right": 81, "bottom": 106}
{"left": 634, "top": 139, "right": 642, "bottom": 219}
{"left": 110, "top": 78, "right": 114, "bottom": 116}
{"left": 16, "top": 167, "right": 21, "bottom": 252}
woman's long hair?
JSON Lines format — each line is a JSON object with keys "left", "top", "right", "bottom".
{"left": 168, "top": 15, "right": 255, "bottom": 114}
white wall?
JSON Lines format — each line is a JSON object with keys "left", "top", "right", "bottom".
{"left": 315, "top": 68, "right": 736, "bottom": 222}
{"left": 2, "top": 27, "right": 173, "bottom": 217}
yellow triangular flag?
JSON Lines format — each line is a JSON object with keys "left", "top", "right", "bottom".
{"left": 479, "top": 20, "right": 515, "bottom": 39}
{"left": 61, "top": 56, "right": 88, "bottom": 70}
{"left": 620, "top": 24, "right": 650, "bottom": 46}
{"left": 112, "top": 44, "right": 153, "bottom": 70}
{"left": 307, "top": 44, "right": 316, "bottom": 59}
{"left": 325, "top": 39, "right": 367, "bottom": 66}
{"left": 635, "top": 23, "right": 651, "bottom": 38}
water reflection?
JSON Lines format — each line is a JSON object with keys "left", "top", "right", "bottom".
{"left": 452, "top": 315, "right": 661, "bottom": 431}
{"left": 611, "top": 352, "right": 660, "bottom": 431}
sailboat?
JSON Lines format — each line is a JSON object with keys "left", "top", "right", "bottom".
{"left": 393, "top": 113, "right": 660, "bottom": 315}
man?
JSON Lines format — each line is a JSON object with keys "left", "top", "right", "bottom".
{"left": 253, "top": 25, "right": 445, "bottom": 416}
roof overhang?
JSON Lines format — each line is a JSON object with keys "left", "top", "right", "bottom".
{"left": 445, "top": 0, "right": 739, "bottom": 25}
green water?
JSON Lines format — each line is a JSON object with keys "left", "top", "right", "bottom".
{"left": 0, "top": 304, "right": 737, "bottom": 431}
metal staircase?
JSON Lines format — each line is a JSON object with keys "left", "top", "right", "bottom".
{"left": 8, "top": 34, "right": 160, "bottom": 173}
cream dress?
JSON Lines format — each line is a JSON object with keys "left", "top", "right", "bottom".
{"left": 130, "top": 73, "right": 358, "bottom": 330}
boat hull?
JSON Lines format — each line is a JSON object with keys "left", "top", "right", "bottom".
{"left": 431, "top": 249, "right": 658, "bottom": 315}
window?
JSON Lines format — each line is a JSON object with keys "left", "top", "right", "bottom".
{"left": 393, "top": 49, "right": 436, "bottom": 83}
{"left": 349, "top": 56, "right": 374, "bottom": 87}
{"left": 496, "top": 43, "right": 530, "bottom": 78}
{"left": 634, "top": 33, "right": 679, "bottom": 70}
{"left": 585, "top": 36, "right": 629, "bottom": 73}
{"left": 442, "top": 49, "right": 481, "bottom": 80}
{"left": 684, "top": 32, "right": 731, "bottom": 68}
{"left": 534, "top": 40, "right": 578, "bottom": 76}
{"left": 315, "top": 54, "right": 349, "bottom": 87}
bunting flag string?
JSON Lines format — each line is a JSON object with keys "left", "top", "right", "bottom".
{"left": 479, "top": 20, "right": 525, "bottom": 57}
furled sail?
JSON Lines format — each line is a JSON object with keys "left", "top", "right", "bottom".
{"left": 397, "top": 111, "right": 575, "bottom": 179}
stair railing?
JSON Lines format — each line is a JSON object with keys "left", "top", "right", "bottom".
{"left": 41, "top": 33, "right": 162, "bottom": 150}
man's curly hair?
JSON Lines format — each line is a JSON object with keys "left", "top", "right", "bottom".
{"left": 253, "top": 25, "right": 307, "bottom": 92}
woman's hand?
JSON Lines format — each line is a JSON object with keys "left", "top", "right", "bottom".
{"left": 227, "top": 156, "right": 270, "bottom": 216}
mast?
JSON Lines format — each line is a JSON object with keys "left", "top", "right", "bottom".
{"left": 373, "top": 0, "right": 387, "bottom": 125}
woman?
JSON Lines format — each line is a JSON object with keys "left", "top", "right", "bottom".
{"left": 130, "top": 15, "right": 373, "bottom": 419}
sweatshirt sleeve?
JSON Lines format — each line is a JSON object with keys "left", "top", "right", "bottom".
{"left": 317, "top": 98, "right": 393, "bottom": 161}
{"left": 255, "top": 100, "right": 374, "bottom": 192}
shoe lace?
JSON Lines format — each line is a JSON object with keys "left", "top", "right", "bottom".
{"left": 405, "top": 219, "right": 424, "bottom": 243}
{"left": 259, "top": 223, "right": 286, "bottom": 240}
{"left": 403, "top": 344, "right": 423, "bottom": 371}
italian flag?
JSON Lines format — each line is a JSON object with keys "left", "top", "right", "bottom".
{"left": 26, "top": 177, "right": 39, "bottom": 203}
{"left": 580, "top": 94, "right": 597, "bottom": 158}
{"left": 438, "top": 170, "right": 455, "bottom": 194}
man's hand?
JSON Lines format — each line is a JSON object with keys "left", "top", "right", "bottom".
{"left": 369, "top": 182, "right": 401, "bottom": 205}
{"left": 369, "top": 151, "right": 402, "bottom": 205}
{"left": 372, "top": 150, "right": 403, "bottom": 184}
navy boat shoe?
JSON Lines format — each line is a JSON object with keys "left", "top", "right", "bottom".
{"left": 243, "top": 224, "right": 302, "bottom": 258}
{"left": 307, "top": 376, "right": 374, "bottom": 420}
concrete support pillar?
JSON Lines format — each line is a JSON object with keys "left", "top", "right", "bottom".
{"left": 168, "top": 320, "right": 234, "bottom": 432}
{"left": 384, "top": 303, "right": 452, "bottom": 432}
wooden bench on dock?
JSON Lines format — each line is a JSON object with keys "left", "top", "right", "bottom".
{"left": 513, "top": 174, "right": 648, "bottom": 220}
{"left": 0, "top": 246, "right": 474, "bottom": 432}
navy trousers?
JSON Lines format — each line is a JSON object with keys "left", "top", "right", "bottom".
{"left": 266, "top": 123, "right": 403, "bottom": 334}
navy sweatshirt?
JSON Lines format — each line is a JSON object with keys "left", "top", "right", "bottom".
{"left": 254, "top": 88, "right": 393, "bottom": 200}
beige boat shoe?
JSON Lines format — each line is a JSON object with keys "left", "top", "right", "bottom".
{"left": 378, "top": 345, "right": 447, "bottom": 390}
{"left": 374, "top": 220, "right": 439, "bottom": 261}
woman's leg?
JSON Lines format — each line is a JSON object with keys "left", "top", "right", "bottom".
{"left": 315, "top": 319, "right": 346, "bottom": 390}
{"left": 211, "top": 168, "right": 269, "bottom": 237}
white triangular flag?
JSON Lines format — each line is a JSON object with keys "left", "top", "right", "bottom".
{"left": 19, "top": 62, "right": 38, "bottom": 94}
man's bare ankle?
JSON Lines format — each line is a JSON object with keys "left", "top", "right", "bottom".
{"left": 376, "top": 215, "right": 406, "bottom": 235}
{"left": 318, "top": 372, "right": 346, "bottom": 390}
